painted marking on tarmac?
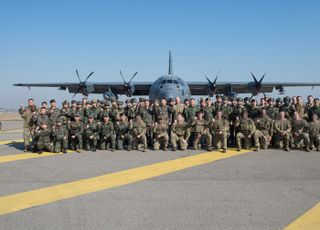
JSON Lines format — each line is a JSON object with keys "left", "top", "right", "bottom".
{"left": 284, "top": 202, "right": 320, "bottom": 230}
{"left": 0, "top": 149, "right": 250, "bottom": 216}
{"left": 0, "top": 139, "right": 23, "bottom": 145}
{"left": 0, "top": 150, "right": 74, "bottom": 164}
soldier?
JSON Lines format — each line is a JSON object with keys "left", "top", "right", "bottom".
{"left": 305, "top": 95, "right": 314, "bottom": 120}
{"left": 253, "top": 109, "right": 273, "bottom": 150}
{"left": 308, "top": 98, "right": 320, "bottom": 121}
{"left": 152, "top": 118, "right": 169, "bottom": 151}
{"left": 33, "top": 122, "right": 53, "bottom": 154}
{"left": 34, "top": 106, "right": 50, "bottom": 128}
{"left": 221, "top": 96, "right": 233, "bottom": 120}
{"left": 191, "top": 111, "right": 212, "bottom": 151}
{"left": 172, "top": 97, "right": 185, "bottom": 121}
{"left": 85, "top": 99, "right": 101, "bottom": 121}
{"left": 291, "top": 111, "right": 310, "bottom": 152}
{"left": 154, "top": 98, "right": 169, "bottom": 123}
{"left": 98, "top": 101, "right": 111, "bottom": 121}
{"left": 109, "top": 99, "right": 120, "bottom": 123}
{"left": 210, "top": 110, "right": 229, "bottom": 153}
{"left": 170, "top": 114, "right": 190, "bottom": 151}
{"left": 115, "top": 113, "right": 131, "bottom": 151}
{"left": 83, "top": 116, "right": 99, "bottom": 151}
{"left": 99, "top": 115, "right": 115, "bottom": 151}
{"left": 248, "top": 99, "right": 260, "bottom": 119}
{"left": 308, "top": 114, "right": 320, "bottom": 151}
{"left": 52, "top": 118, "right": 68, "bottom": 153}
{"left": 214, "top": 95, "right": 223, "bottom": 111}
{"left": 48, "top": 99, "right": 61, "bottom": 125}
{"left": 125, "top": 100, "right": 136, "bottom": 121}
{"left": 60, "top": 100, "right": 71, "bottom": 125}
{"left": 129, "top": 114, "right": 147, "bottom": 152}
{"left": 67, "top": 114, "right": 83, "bottom": 152}
{"left": 235, "top": 110, "right": 256, "bottom": 151}
{"left": 19, "top": 104, "right": 36, "bottom": 152}
{"left": 274, "top": 111, "right": 291, "bottom": 151}
{"left": 184, "top": 98, "right": 198, "bottom": 124}
{"left": 138, "top": 99, "right": 154, "bottom": 147}
{"left": 203, "top": 97, "right": 215, "bottom": 121}
{"left": 280, "top": 96, "right": 292, "bottom": 119}
{"left": 76, "top": 101, "right": 86, "bottom": 123}
{"left": 266, "top": 98, "right": 279, "bottom": 120}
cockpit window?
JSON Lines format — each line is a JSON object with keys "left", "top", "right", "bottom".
{"left": 173, "top": 80, "right": 178, "bottom": 84}
{"left": 161, "top": 80, "right": 166, "bottom": 84}
{"left": 167, "top": 80, "right": 173, "bottom": 83}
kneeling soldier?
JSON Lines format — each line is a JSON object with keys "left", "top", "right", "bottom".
{"left": 153, "top": 118, "right": 169, "bottom": 151}
{"left": 210, "top": 110, "right": 229, "bottom": 153}
{"left": 129, "top": 114, "right": 147, "bottom": 152}
{"left": 253, "top": 109, "right": 273, "bottom": 150}
{"left": 235, "top": 110, "right": 256, "bottom": 151}
{"left": 52, "top": 118, "right": 68, "bottom": 153}
{"left": 274, "top": 111, "right": 291, "bottom": 151}
{"left": 100, "top": 116, "right": 115, "bottom": 151}
{"left": 34, "top": 122, "right": 53, "bottom": 154}
{"left": 84, "top": 116, "right": 99, "bottom": 151}
{"left": 192, "top": 111, "right": 212, "bottom": 151}
{"left": 115, "top": 113, "right": 131, "bottom": 151}
{"left": 67, "top": 114, "right": 83, "bottom": 152}
{"left": 170, "top": 114, "right": 190, "bottom": 151}
{"left": 308, "top": 114, "right": 320, "bottom": 151}
{"left": 291, "top": 111, "right": 310, "bottom": 152}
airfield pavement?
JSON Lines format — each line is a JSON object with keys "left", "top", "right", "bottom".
{"left": 0, "top": 118, "right": 319, "bottom": 230}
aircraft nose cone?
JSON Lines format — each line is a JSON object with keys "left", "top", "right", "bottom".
{"left": 159, "top": 90, "right": 176, "bottom": 101}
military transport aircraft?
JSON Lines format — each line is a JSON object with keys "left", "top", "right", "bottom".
{"left": 14, "top": 51, "right": 320, "bottom": 101}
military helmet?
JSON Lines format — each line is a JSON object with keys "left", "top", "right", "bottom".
{"left": 237, "top": 97, "right": 243, "bottom": 102}
{"left": 284, "top": 96, "right": 291, "bottom": 102}
{"left": 276, "top": 97, "right": 282, "bottom": 103}
{"left": 117, "top": 101, "right": 123, "bottom": 106}
{"left": 131, "top": 98, "right": 137, "bottom": 103}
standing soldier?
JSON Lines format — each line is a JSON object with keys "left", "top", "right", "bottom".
{"left": 266, "top": 98, "right": 279, "bottom": 120}
{"left": 308, "top": 98, "right": 320, "bottom": 121}
{"left": 34, "top": 107, "right": 50, "bottom": 128}
{"left": 138, "top": 99, "right": 154, "bottom": 148}
{"left": 248, "top": 99, "right": 260, "bottom": 119}
{"left": 184, "top": 98, "right": 198, "bottom": 124}
{"left": 33, "top": 122, "right": 53, "bottom": 154}
{"left": 172, "top": 97, "right": 185, "bottom": 121}
{"left": 203, "top": 97, "right": 215, "bottom": 121}
{"left": 19, "top": 104, "right": 36, "bottom": 152}
{"left": 152, "top": 118, "right": 169, "bottom": 151}
{"left": 48, "top": 99, "right": 61, "bottom": 125}
{"left": 170, "top": 114, "right": 190, "bottom": 151}
{"left": 67, "top": 114, "right": 83, "bottom": 152}
{"left": 235, "top": 110, "right": 256, "bottom": 151}
{"left": 115, "top": 113, "right": 131, "bottom": 151}
{"left": 98, "top": 102, "right": 111, "bottom": 121}
{"left": 191, "top": 111, "right": 212, "bottom": 151}
{"left": 83, "top": 116, "right": 99, "bottom": 151}
{"left": 100, "top": 116, "right": 115, "bottom": 151}
{"left": 154, "top": 99, "right": 169, "bottom": 123}
{"left": 76, "top": 101, "right": 86, "bottom": 123}
{"left": 253, "top": 109, "right": 273, "bottom": 150}
{"left": 291, "top": 111, "right": 310, "bottom": 152}
{"left": 210, "top": 110, "right": 229, "bottom": 153}
{"left": 229, "top": 98, "right": 245, "bottom": 145}
{"left": 52, "top": 118, "right": 68, "bottom": 153}
{"left": 129, "top": 114, "right": 147, "bottom": 152}
{"left": 308, "top": 114, "right": 320, "bottom": 151}
{"left": 274, "top": 111, "right": 291, "bottom": 151}
{"left": 60, "top": 100, "right": 71, "bottom": 125}
{"left": 280, "top": 96, "right": 292, "bottom": 119}
{"left": 85, "top": 99, "right": 101, "bottom": 121}
{"left": 221, "top": 97, "right": 233, "bottom": 121}
{"left": 109, "top": 99, "right": 119, "bottom": 123}
{"left": 305, "top": 95, "right": 314, "bottom": 120}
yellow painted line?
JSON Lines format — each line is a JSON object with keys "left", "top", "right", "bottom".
{"left": 0, "top": 150, "right": 74, "bottom": 164}
{"left": 0, "top": 149, "right": 250, "bottom": 216}
{"left": 0, "top": 139, "right": 23, "bottom": 145}
{"left": 284, "top": 202, "right": 320, "bottom": 230}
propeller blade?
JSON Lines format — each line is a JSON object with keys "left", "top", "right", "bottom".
{"left": 84, "top": 71, "right": 94, "bottom": 83}
{"left": 72, "top": 87, "right": 82, "bottom": 98}
{"left": 128, "top": 72, "right": 138, "bottom": 83}
{"left": 260, "top": 73, "right": 266, "bottom": 83}
{"left": 119, "top": 70, "right": 126, "bottom": 83}
{"left": 250, "top": 71, "right": 258, "bottom": 83}
{"left": 76, "top": 69, "right": 81, "bottom": 82}
{"left": 203, "top": 73, "right": 212, "bottom": 85}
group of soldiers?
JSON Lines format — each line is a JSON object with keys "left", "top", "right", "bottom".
{"left": 19, "top": 94, "right": 320, "bottom": 154}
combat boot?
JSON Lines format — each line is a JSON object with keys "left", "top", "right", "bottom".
{"left": 172, "top": 147, "right": 177, "bottom": 151}
{"left": 305, "top": 147, "right": 311, "bottom": 152}
{"left": 63, "top": 148, "right": 67, "bottom": 154}
{"left": 222, "top": 148, "right": 227, "bottom": 153}
{"left": 24, "top": 146, "right": 28, "bottom": 152}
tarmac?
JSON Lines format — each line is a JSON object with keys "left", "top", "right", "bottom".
{"left": 0, "top": 120, "right": 319, "bottom": 230}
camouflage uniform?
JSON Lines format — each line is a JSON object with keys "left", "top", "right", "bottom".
{"left": 115, "top": 120, "right": 131, "bottom": 150}
{"left": 170, "top": 121, "right": 190, "bottom": 150}
{"left": 184, "top": 105, "right": 198, "bottom": 124}
{"left": 67, "top": 120, "right": 83, "bottom": 151}
{"left": 191, "top": 119, "right": 212, "bottom": 150}
{"left": 129, "top": 119, "right": 147, "bottom": 151}
{"left": 274, "top": 118, "right": 291, "bottom": 151}
{"left": 139, "top": 106, "right": 154, "bottom": 147}
{"left": 253, "top": 116, "right": 273, "bottom": 149}
{"left": 210, "top": 118, "right": 229, "bottom": 152}
{"left": 235, "top": 118, "right": 256, "bottom": 150}
{"left": 83, "top": 120, "right": 99, "bottom": 151}
{"left": 152, "top": 120, "right": 169, "bottom": 151}
{"left": 33, "top": 125, "right": 53, "bottom": 153}
{"left": 19, "top": 107, "right": 35, "bottom": 150}
{"left": 308, "top": 120, "right": 320, "bottom": 151}
{"left": 48, "top": 107, "right": 61, "bottom": 125}
{"left": 291, "top": 119, "right": 310, "bottom": 151}
{"left": 266, "top": 105, "right": 279, "bottom": 120}
{"left": 154, "top": 105, "right": 169, "bottom": 123}
{"left": 99, "top": 121, "right": 115, "bottom": 151}
{"left": 52, "top": 120, "right": 68, "bottom": 153}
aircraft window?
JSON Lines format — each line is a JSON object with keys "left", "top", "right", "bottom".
{"left": 167, "top": 80, "right": 173, "bottom": 83}
{"left": 173, "top": 80, "right": 178, "bottom": 84}
{"left": 161, "top": 80, "right": 166, "bottom": 84}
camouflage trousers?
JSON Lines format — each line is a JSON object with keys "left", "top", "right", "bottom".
{"left": 100, "top": 135, "right": 116, "bottom": 150}
{"left": 236, "top": 132, "right": 252, "bottom": 149}
{"left": 128, "top": 134, "right": 147, "bottom": 150}
{"left": 153, "top": 133, "right": 169, "bottom": 150}
{"left": 310, "top": 134, "right": 320, "bottom": 150}
{"left": 23, "top": 127, "right": 32, "bottom": 147}
{"left": 212, "top": 131, "right": 228, "bottom": 150}
{"left": 292, "top": 132, "right": 310, "bottom": 149}
{"left": 70, "top": 134, "right": 82, "bottom": 150}
{"left": 193, "top": 132, "right": 212, "bottom": 150}
{"left": 53, "top": 137, "right": 68, "bottom": 153}
{"left": 274, "top": 132, "right": 290, "bottom": 149}
{"left": 253, "top": 130, "right": 271, "bottom": 149}
{"left": 116, "top": 134, "right": 131, "bottom": 150}
{"left": 170, "top": 133, "right": 188, "bottom": 150}
{"left": 36, "top": 141, "right": 53, "bottom": 152}
{"left": 85, "top": 135, "right": 98, "bottom": 150}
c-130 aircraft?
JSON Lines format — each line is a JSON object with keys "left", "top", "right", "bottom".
{"left": 14, "top": 51, "right": 320, "bottom": 101}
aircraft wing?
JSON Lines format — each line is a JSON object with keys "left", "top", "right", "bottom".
{"left": 13, "top": 82, "right": 153, "bottom": 96}
{"left": 187, "top": 81, "right": 320, "bottom": 95}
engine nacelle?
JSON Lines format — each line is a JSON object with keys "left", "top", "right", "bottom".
{"left": 103, "top": 91, "right": 118, "bottom": 101}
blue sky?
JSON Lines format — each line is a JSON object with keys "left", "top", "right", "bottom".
{"left": 0, "top": 0, "right": 320, "bottom": 108}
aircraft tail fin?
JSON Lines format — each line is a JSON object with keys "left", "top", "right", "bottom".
{"left": 168, "top": 51, "right": 173, "bottom": 75}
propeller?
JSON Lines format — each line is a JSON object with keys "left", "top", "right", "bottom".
{"left": 72, "top": 70, "right": 95, "bottom": 98}
{"left": 119, "top": 70, "right": 137, "bottom": 97}
{"left": 205, "top": 70, "right": 220, "bottom": 96}
{"left": 250, "top": 71, "right": 265, "bottom": 94}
